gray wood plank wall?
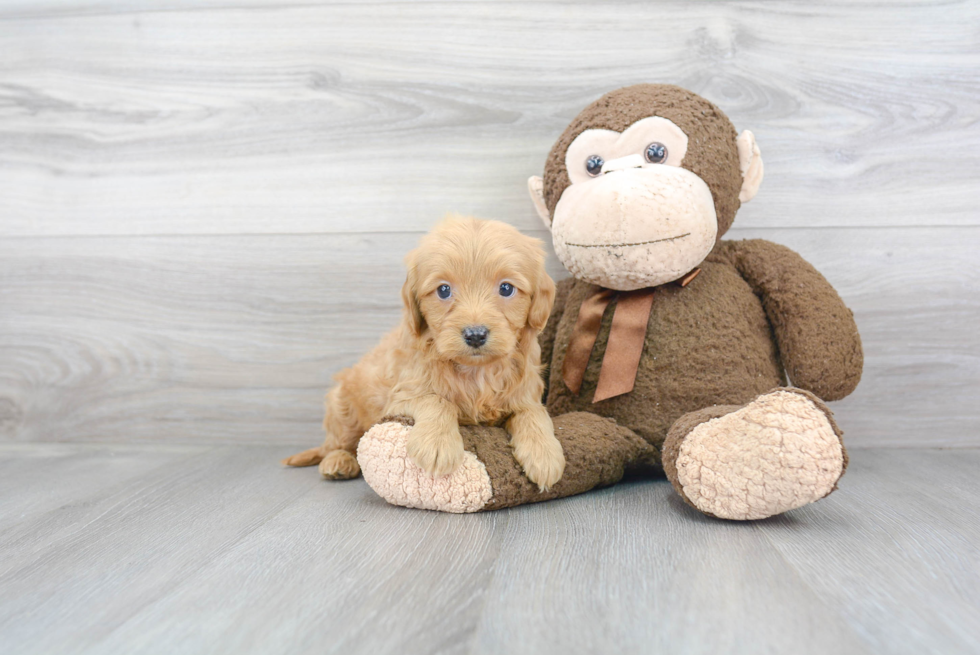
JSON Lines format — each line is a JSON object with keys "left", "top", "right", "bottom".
{"left": 1, "top": 1, "right": 978, "bottom": 446}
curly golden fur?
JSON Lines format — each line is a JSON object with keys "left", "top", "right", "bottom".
{"left": 282, "top": 216, "right": 565, "bottom": 490}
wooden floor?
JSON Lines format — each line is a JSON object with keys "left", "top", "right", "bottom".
{"left": 0, "top": 444, "right": 977, "bottom": 655}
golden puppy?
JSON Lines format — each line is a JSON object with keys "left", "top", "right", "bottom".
{"left": 283, "top": 215, "right": 564, "bottom": 490}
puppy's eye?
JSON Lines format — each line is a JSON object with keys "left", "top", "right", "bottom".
{"left": 644, "top": 142, "right": 668, "bottom": 164}
{"left": 437, "top": 284, "right": 452, "bottom": 300}
{"left": 499, "top": 282, "right": 515, "bottom": 297}
{"left": 585, "top": 155, "right": 604, "bottom": 177}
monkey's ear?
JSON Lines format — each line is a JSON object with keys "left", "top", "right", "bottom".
{"left": 401, "top": 253, "right": 426, "bottom": 337}
{"left": 737, "top": 130, "right": 764, "bottom": 203}
{"left": 528, "top": 176, "right": 552, "bottom": 228}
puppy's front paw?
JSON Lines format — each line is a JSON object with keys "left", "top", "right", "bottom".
{"left": 513, "top": 433, "right": 565, "bottom": 492}
{"left": 406, "top": 425, "right": 465, "bottom": 478}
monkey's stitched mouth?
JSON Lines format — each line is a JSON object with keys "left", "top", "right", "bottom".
{"left": 566, "top": 233, "right": 691, "bottom": 249}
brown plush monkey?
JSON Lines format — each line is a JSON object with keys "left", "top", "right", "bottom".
{"left": 357, "top": 84, "right": 863, "bottom": 520}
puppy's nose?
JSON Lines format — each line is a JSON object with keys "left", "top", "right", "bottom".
{"left": 462, "top": 325, "right": 489, "bottom": 348}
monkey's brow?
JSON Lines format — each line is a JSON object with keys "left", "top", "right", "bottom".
{"left": 566, "top": 233, "right": 691, "bottom": 248}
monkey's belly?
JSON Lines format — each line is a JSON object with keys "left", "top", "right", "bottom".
{"left": 547, "top": 262, "right": 785, "bottom": 450}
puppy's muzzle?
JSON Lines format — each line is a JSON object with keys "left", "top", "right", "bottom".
{"left": 462, "top": 325, "right": 489, "bottom": 349}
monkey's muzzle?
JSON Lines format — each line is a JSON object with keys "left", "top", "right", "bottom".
{"left": 551, "top": 166, "right": 719, "bottom": 290}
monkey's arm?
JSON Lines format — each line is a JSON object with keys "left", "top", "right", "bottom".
{"left": 727, "top": 239, "right": 863, "bottom": 401}
{"left": 538, "top": 276, "right": 575, "bottom": 399}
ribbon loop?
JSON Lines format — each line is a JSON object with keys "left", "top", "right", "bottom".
{"left": 561, "top": 289, "right": 614, "bottom": 395}
{"left": 561, "top": 288, "right": 656, "bottom": 402}
{"left": 593, "top": 290, "right": 656, "bottom": 402}
{"left": 559, "top": 269, "right": 699, "bottom": 404}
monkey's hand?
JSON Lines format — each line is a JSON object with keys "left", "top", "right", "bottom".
{"left": 728, "top": 239, "right": 863, "bottom": 401}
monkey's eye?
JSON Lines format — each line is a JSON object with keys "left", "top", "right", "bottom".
{"left": 499, "top": 282, "right": 515, "bottom": 298}
{"left": 437, "top": 284, "right": 452, "bottom": 299}
{"left": 585, "top": 155, "right": 604, "bottom": 177}
{"left": 644, "top": 142, "right": 668, "bottom": 164}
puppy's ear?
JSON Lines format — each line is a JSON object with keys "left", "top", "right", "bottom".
{"left": 527, "top": 261, "right": 556, "bottom": 333}
{"left": 401, "top": 251, "right": 426, "bottom": 337}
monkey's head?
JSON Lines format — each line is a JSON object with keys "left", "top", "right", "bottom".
{"left": 529, "top": 84, "right": 764, "bottom": 291}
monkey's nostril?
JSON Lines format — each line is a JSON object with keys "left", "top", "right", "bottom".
{"left": 462, "top": 325, "right": 489, "bottom": 348}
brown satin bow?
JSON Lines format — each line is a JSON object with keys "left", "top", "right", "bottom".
{"left": 561, "top": 268, "right": 701, "bottom": 403}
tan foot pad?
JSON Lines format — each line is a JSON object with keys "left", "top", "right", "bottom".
{"left": 675, "top": 390, "right": 844, "bottom": 520}
{"left": 357, "top": 422, "right": 493, "bottom": 513}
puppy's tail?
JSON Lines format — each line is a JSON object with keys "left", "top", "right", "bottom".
{"left": 281, "top": 447, "right": 325, "bottom": 467}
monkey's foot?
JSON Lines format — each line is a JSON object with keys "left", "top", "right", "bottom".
{"left": 662, "top": 388, "right": 847, "bottom": 521}
{"left": 357, "top": 413, "right": 654, "bottom": 513}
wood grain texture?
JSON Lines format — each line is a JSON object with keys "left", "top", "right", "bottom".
{"left": 0, "top": 445, "right": 313, "bottom": 652}
{"left": 470, "top": 485, "right": 872, "bottom": 655}
{"left": 1, "top": 0, "right": 977, "bottom": 447}
{"left": 2, "top": 227, "right": 977, "bottom": 446}
{"left": 0, "top": 444, "right": 977, "bottom": 654}
{"left": 92, "top": 471, "right": 505, "bottom": 655}
{"left": 0, "top": 1, "right": 977, "bottom": 237}
{"left": 762, "top": 449, "right": 980, "bottom": 655}
{"left": 0, "top": 442, "right": 206, "bottom": 542}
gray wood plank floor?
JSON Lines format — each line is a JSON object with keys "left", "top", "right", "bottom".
{"left": 1, "top": 444, "right": 977, "bottom": 655}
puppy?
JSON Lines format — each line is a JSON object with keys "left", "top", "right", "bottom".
{"left": 283, "top": 215, "right": 565, "bottom": 490}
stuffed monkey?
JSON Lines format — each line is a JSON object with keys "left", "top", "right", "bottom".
{"left": 357, "top": 84, "right": 863, "bottom": 520}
